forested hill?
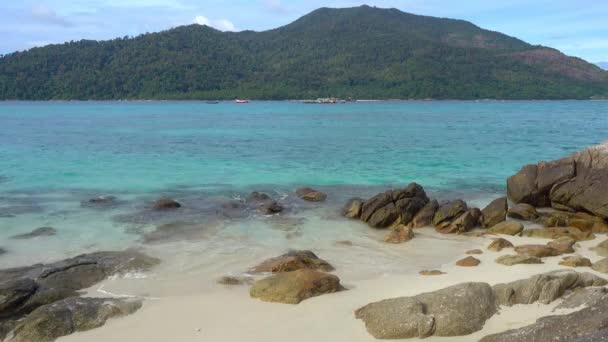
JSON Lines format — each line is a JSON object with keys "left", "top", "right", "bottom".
{"left": 1, "top": 5, "right": 607, "bottom": 100}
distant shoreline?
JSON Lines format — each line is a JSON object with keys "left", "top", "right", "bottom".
{"left": 1, "top": 98, "right": 607, "bottom": 103}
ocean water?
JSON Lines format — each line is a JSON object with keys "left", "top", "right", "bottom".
{"left": 1, "top": 100, "right": 607, "bottom": 293}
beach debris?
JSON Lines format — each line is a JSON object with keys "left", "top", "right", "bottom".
{"left": 487, "top": 238, "right": 514, "bottom": 252}
{"left": 495, "top": 255, "right": 543, "bottom": 266}
{"left": 251, "top": 250, "right": 334, "bottom": 274}
{"left": 250, "top": 269, "right": 343, "bottom": 304}
{"left": 409, "top": 199, "right": 438, "bottom": 228}
{"left": 456, "top": 256, "right": 481, "bottom": 267}
{"left": 514, "top": 244, "right": 561, "bottom": 258}
{"left": 341, "top": 198, "right": 363, "bottom": 219}
{"left": 356, "top": 282, "right": 497, "bottom": 339}
{"left": 295, "top": 187, "right": 327, "bottom": 202}
{"left": 507, "top": 203, "right": 538, "bottom": 221}
{"left": 487, "top": 221, "right": 523, "bottom": 236}
{"left": 10, "top": 227, "right": 57, "bottom": 240}
{"left": 559, "top": 255, "right": 592, "bottom": 268}
{"left": 152, "top": 198, "right": 181, "bottom": 210}
{"left": 384, "top": 225, "right": 414, "bottom": 243}
{"left": 481, "top": 197, "right": 508, "bottom": 228}
{"left": 359, "top": 183, "right": 429, "bottom": 228}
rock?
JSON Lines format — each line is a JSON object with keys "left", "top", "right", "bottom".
{"left": 0, "top": 279, "right": 39, "bottom": 319}
{"left": 257, "top": 201, "right": 284, "bottom": 215}
{"left": 10, "top": 227, "right": 57, "bottom": 240}
{"left": 142, "top": 221, "right": 207, "bottom": 244}
{"left": 152, "top": 198, "right": 181, "bottom": 210}
{"left": 251, "top": 250, "right": 334, "bottom": 273}
{"left": 360, "top": 183, "right": 429, "bottom": 228}
{"left": 487, "top": 238, "right": 514, "bottom": 252}
{"left": 438, "top": 208, "right": 481, "bottom": 234}
{"left": 507, "top": 203, "right": 538, "bottom": 220}
{"left": 514, "top": 244, "right": 561, "bottom": 258}
{"left": 492, "top": 270, "right": 607, "bottom": 306}
{"left": 295, "top": 188, "right": 327, "bottom": 202}
{"left": 507, "top": 157, "right": 575, "bottom": 207}
{"left": 488, "top": 221, "right": 523, "bottom": 235}
{"left": 355, "top": 282, "right": 497, "bottom": 339}
{"left": 334, "top": 240, "right": 353, "bottom": 247}
{"left": 246, "top": 191, "right": 272, "bottom": 203}
{"left": 559, "top": 256, "right": 592, "bottom": 268}
{"left": 481, "top": 197, "right": 508, "bottom": 228}
{"left": 521, "top": 227, "right": 595, "bottom": 241}
{"left": 456, "top": 256, "right": 480, "bottom": 267}
{"left": 0, "top": 247, "right": 6, "bottom": 255}
{"left": 547, "top": 238, "right": 575, "bottom": 254}
{"left": 419, "top": 270, "right": 445, "bottom": 276}
{"left": 495, "top": 255, "right": 543, "bottom": 266}
{"left": 80, "top": 196, "right": 118, "bottom": 209}
{"left": 433, "top": 200, "right": 467, "bottom": 228}
{"left": 341, "top": 198, "right": 363, "bottom": 219}
{"left": 592, "top": 258, "right": 608, "bottom": 273}
{"left": 466, "top": 249, "right": 483, "bottom": 255}
{"left": 384, "top": 225, "right": 414, "bottom": 243}
{"left": 539, "top": 211, "right": 608, "bottom": 233}
{"left": 591, "top": 239, "right": 608, "bottom": 257}
{"left": 217, "top": 276, "right": 254, "bottom": 286}
{"left": 5, "top": 297, "right": 142, "bottom": 342}
{"left": 250, "top": 269, "right": 343, "bottom": 304}
{"left": 556, "top": 287, "right": 608, "bottom": 310}
{"left": 410, "top": 200, "right": 438, "bottom": 228}
{"left": 480, "top": 298, "right": 608, "bottom": 342}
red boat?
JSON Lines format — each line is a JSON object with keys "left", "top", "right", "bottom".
{"left": 235, "top": 99, "right": 249, "bottom": 104}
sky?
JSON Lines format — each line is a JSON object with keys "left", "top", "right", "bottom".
{"left": 1, "top": 0, "right": 607, "bottom": 63}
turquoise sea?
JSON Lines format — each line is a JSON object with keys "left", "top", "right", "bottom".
{"left": 1, "top": 100, "right": 607, "bottom": 289}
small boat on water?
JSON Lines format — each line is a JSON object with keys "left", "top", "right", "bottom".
{"left": 206, "top": 101, "right": 220, "bottom": 104}
{"left": 235, "top": 99, "right": 249, "bottom": 104}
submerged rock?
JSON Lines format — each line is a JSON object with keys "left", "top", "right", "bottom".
{"left": 152, "top": 198, "right": 181, "bottom": 210}
{"left": 295, "top": 188, "right": 327, "bottom": 202}
{"left": 488, "top": 221, "right": 523, "bottom": 236}
{"left": 410, "top": 199, "right": 438, "bottom": 228}
{"left": 251, "top": 250, "right": 334, "bottom": 273}
{"left": 142, "top": 221, "right": 207, "bottom": 244}
{"left": 250, "top": 269, "right": 343, "bottom": 304}
{"left": 507, "top": 203, "right": 538, "bottom": 221}
{"left": 341, "top": 198, "right": 363, "bottom": 219}
{"left": 495, "top": 255, "right": 543, "bottom": 266}
{"left": 481, "top": 197, "right": 508, "bottom": 228}
{"left": 5, "top": 297, "right": 142, "bottom": 342}
{"left": 487, "top": 238, "right": 514, "bottom": 252}
{"left": 0, "top": 247, "right": 6, "bottom": 256}
{"left": 217, "top": 276, "right": 254, "bottom": 286}
{"left": 80, "top": 196, "right": 119, "bottom": 209}
{"left": 10, "top": 227, "right": 57, "bottom": 240}
{"left": 492, "top": 270, "right": 607, "bottom": 306}
{"left": 355, "top": 282, "right": 497, "bottom": 339}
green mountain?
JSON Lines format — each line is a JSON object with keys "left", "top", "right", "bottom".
{"left": 1, "top": 5, "right": 607, "bottom": 100}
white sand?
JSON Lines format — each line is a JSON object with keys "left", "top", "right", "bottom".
{"left": 61, "top": 229, "right": 608, "bottom": 342}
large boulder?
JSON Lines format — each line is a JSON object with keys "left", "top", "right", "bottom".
{"left": 507, "top": 203, "right": 538, "bottom": 221}
{"left": 10, "top": 227, "right": 57, "bottom": 240}
{"left": 481, "top": 197, "right": 508, "bottom": 228}
{"left": 5, "top": 297, "right": 142, "bottom": 342}
{"left": 480, "top": 298, "right": 608, "bottom": 342}
{"left": 437, "top": 208, "right": 481, "bottom": 234}
{"left": 295, "top": 188, "right": 327, "bottom": 202}
{"left": 342, "top": 198, "right": 363, "bottom": 219}
{"left": 592, "top": 258, "right": 608, "bottom": 273}
{"left": 355, "top": 282, "right": 497, "bottom": 339}
{"left": 384, "top": 225, "right": 414, "bottom": 244}
{"left": 360, "top": 183, "right": 429, "bottom": 228}
{"left": 409, "top": 199, "right": 438, "bottom": 228}
{"left": 433, "top": 200, "right": 468, "bottom": 228}
{"left": 488, "top": 221, "right": 523, "bottom": 236}
{"left": 250, "top": 250, "right": 334, "bottom": 273}
{"left": 492, "top": 270, "right": 607, "bottom": 306}
{"left": 249, "top": 269, "right": 343, "bottom": 304}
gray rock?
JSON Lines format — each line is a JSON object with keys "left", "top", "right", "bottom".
{"left": 0, "top": 247, "right": 6, "bottom": 255}
{"left": 480, "top": 298, "right": 608, "bottom": 342}
{"left": 410, "top": 199, "right": 438, "bottom": 228}
{"left": 437, "top": 208, "right": 481, "bottom": 234}
{"left": 360, "top": 183, "right": 429, "bottom": 228}
{"left": 481, "top": 197, "right": 508, "bottom": 228}
{"left": 507, "top": 164, "right": 545, "bottom": 206}
{"left": 592, "top": 258, "right": 608, "bottom": 273}
{"left": 507, "top": 203, "right": 539, "bottom": 220}
{"left": 355, "top": 282, "right": 497, "bottom": 339}
{"left": 10, "top": 227, "right": 57, "bottom": 240}
{"left": 492, "top": 270, "right": 607, "bottom": 306}
{"left": 433, "top": 200, "right": 468, "bottom": 228}
{"left": 555, "top": 287, "right": 608, "bottom": 310}
{"left": 151, "top": 198, "right": 181, "bottom": 210}
{"left": 5, "top": 297, "right": 142, "bottom": 342}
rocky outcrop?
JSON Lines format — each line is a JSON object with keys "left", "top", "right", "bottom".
{"left": 481, "top": 197, "right": 507, "bottom": 228}
{"left": 507, "top": 143, "right": 608, "bottom": 220}
{"left": 10, "top": 227, "right": 56, "bottom": 240}
{"left": 492, "top": 270, "right": 607, "bottom": 306}
{"left": 480, "top": 297, "right": 608, "bottom": 342}
{"left": 521, "top": 227, "right": 594, "bottom": 241}
{"left": 359, "top": 183, "right": 429, "bottom": 228}
{"left": 433, "top": 200, "right": 467, "bottom": 228}
{"left": 295, "top": 188, "right": 327, "bottom": 202}
{"left": 251, "top": 250, "right": 334, "bottom": 273}
{"left": 5, "top": 297, "right": 142, "bottom": 342}
{"left": 507, "top": 203, "right": 538, "bottom": 220}
{"left": 355, "top": 282, "right": 497, "bottom": 339}
{"left": 384, "top": 225, "right": 414, "bottom": 243}
{"left": 152, "top": 198, "right": 181, "bottom": 210}
{"left": 250, "top": 269, "right": 343, "bottom": 304}
{"left": 540, "top": 211, "right": 608, "bottom": 233}
{"left": 342, "top": 198, "right": 363, "bottom": 219}
{"left": 495, "top": 255, "right": 542, "bottom": 266}
{"left": 437, "top": 208, "right": 481, "bottom": 234}
{"left": 488, "top": 221, "right": 523, "bottom": 235}
{"left": 487, "top": 238, "right": 514, "bottom": 252}
{"left": 410, "top": 200, "right": 438, "bottom": 228}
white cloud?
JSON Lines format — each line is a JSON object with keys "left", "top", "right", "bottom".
{"left": 193, "top": 15, "right": 236, "bottom": 31}
{"left": 262, "top": 0, "right": 286, "bottom": 12}
{"left": 31, "top": 5, "right": 72, "bottom": 27}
